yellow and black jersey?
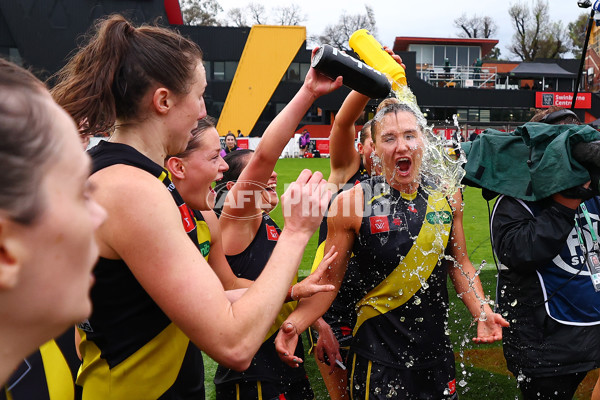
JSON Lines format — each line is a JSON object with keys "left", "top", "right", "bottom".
{"left": 308, "top": 162, "right": 371, "bottom": 348}
{"left": 214, "top": 214, "right": 308, "bottom": 388}
{"left": 2, "top": 328, "right": 79, "bottom": 400}
{"left": 76, "top": 141, "right": 205, "bottom": 399}
{"left": 351, "top": 176, "right": 454, "bottom": 369}
{"left": 192, "top": 210, "right": 212, "bottom": 260}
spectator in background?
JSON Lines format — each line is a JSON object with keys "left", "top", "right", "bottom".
{"left": 237, "top": 129, "right": 244, "bottom": 137}
{"left": 221, "top": 132, "right": 239, "bottom": 157}
{"left": 299, "top": 129, "right": 310, "bottom": 158}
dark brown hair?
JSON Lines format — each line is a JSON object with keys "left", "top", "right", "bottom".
{"left": 0, "top": 58, "right": 60, "bottom": 224}
{"left": 51, "top": 14, "right": 203, "bottom": 136}
{"left": 359, "top": 120, "right": 373, "bottom": 145}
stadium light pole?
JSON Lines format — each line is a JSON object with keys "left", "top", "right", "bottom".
{"left": 572, "top": 0, "right": 595, "bottom": 110}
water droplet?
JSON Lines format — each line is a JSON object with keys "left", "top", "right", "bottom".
{"left": 511, "top": 299, "right": 518, "bottom": 307}
{"left": 458, "top": 379, "right": 467, "bottom": 387}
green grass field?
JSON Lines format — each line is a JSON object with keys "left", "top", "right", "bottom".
{"left": 203, "top": 158, "right": 598, "bottom": 399}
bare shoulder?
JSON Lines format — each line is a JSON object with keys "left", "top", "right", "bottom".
{"left": 90, "top": 164, "right": 185, "bottom": 258}
{"left": 328, "top": 184, "right": 364, "bottom": 232}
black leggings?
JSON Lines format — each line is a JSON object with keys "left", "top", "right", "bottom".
{"left": 519, "top": 371, "right": 587, "bottom": 400}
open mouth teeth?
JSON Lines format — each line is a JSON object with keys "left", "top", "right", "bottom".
{"left": 396, "top": 158, "right": 411, "bottom": 172}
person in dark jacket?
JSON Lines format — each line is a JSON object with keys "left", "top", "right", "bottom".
{"left": 491, "top": 106, "right": 600, "bottom": 400}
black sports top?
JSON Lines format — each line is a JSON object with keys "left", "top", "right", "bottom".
{"left": 214, "top": 213, "right": 307, "bottom": 385}
{"left": 76, "top": 141, "right": 206, "bottom": 400}
{"left": 351, "top": 176, "right": 454, "bottom": 369}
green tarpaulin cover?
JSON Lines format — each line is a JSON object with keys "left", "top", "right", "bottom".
{"left": 460, "top": 122, "right": 600, "bottom": 201}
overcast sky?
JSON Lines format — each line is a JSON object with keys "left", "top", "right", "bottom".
{"left": 213, "top": 0, "right": 590, "bottom": 59}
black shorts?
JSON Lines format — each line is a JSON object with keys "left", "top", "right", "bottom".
{"left": 348, "top": 353, "right": 457, "bottom": 400}
{"left": 215, "top": 376, "right": 313, "bottom": 400}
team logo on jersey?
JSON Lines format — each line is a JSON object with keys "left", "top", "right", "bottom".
{"left": 407, "top": 203, "right": 417, "bottom": 213}
{"left": 178, "top": 204, "right": 195, "bottom": 233}
{"left": 392, "top": 217, "right": 402, "bottom": 226}
{"left": 447, "top": 379, "right": 456, "bottom": 394}
{"left": 266, "top": 225, "right": 280, "bottom": 241}
{"left": 369, "top": 215, "right": 390, "bottom": 233}
{"left": 78, "top": 319, "right": 94, "bottom": 332}
{"left": 199, "top": 241, "right": 210, "bottom": 258}
{"left": 426, "top": 211, "right": 452, "bottom": 224}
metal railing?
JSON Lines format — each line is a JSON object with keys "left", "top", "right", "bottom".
{"left": 417, "top": 65, "right": 498, "bottom": 89}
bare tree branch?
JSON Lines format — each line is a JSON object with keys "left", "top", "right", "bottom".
{"left": 180, "top": 0, "right": 223, "bottom": 26}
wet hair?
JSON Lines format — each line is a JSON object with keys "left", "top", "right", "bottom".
{"left": 51, "top": 14, "right": 203, "bottom": 136}
{"left": 359, "top": 120, "right": 373, "bottom": 145}
{"left": 371, "top": 102, "right": 427, "bottom": 143}
{"left": 168, "top": 116, "right": 217, "bottom": 159}
{"left": 375, "top": 97, "right": 401, "bottom": 114}
{"left": 224, "top": 132, "right": 238, "bottom": 148}
{"left": 0, "top": 58, "right": 61, "bottom": 224}
{"left": 530, "top": 106, "right": 581, "bottom": 125}
{"left": 213, "top": 149, "right": 254, "bottom": 216}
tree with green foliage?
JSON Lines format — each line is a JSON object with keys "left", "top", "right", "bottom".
{"left": 508, "top": 0, "right": 568, "bottom": 61}
{"left": 310, "top": 5, "right": 377, "bottom": 51}
{"left": 568, "top": 12, "right": 589, "bottom": 59}
{"left": 180, "top": 0, "right": 222, "bottom": 26}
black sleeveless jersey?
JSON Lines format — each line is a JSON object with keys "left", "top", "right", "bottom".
{"left": 351, "top": 176, "right": 454, "bottom": 369}
{"left": 214, "top": 214, "right": 307, "bottom": 385}
{"left": 310, "top": 161, "right": 371, "bottom": 343}
{"left": 318, "top": 160, "right": 370, "bottom": 244}
{"left": 76, "top": 141, "right": 205, "bottom": 399}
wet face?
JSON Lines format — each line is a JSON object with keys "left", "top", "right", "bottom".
{"left": 374, "top": 110, "right": 424, "bottom": 192}
{"left": 176, "top": 127, "right": 229, "bottom": 210}
{"left": 168, "top": 62, "right": 208, "bottom": 155}
{"left": 10, "top": 101, "right": 106, "bottom": 329}
{"left": 225, "top": 135, "right": 236, "bottom": 149}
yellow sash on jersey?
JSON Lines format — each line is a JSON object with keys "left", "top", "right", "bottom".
{"left": 353, "top": 192, "right": 452, "bottom": 334}
{"left": 39, "top": 339, "right": 75, "bottom": 400}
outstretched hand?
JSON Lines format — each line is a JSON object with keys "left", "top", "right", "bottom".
{"left": 275, "top": 321, "right": 302, "bottom": 367}
{"left": 472, "top": 312, "right": 509, "bottom": 343}
{"left": 291, "top": 246, "right": 337, "bottom": 300}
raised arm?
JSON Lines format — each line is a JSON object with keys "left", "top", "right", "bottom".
{"left": 275, "top": 187, "right": 362, "bottom": 367}
{"left": 93, "top": 166, "right": 331, "bottom": 371}
{"left": 222, "top": 59, "right": 343, "bottom": 222}
{"left": 327, "top": 91, "right": 369, "bottom": 186}
{"left": 447, "top": 191, "right": 508, "bottom": 343}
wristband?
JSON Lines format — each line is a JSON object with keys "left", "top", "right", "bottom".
{"left": 285, "top": 285, "right": 294, "bottom": 302}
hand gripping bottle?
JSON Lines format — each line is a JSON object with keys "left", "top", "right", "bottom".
{"left": 349, "top": 29, "right": 407, "bottom": 90}
{"left": 311, "top": 44, "right": 392, "bottom": 99}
